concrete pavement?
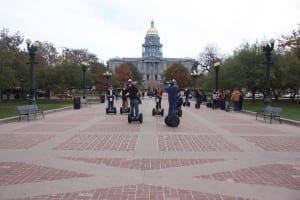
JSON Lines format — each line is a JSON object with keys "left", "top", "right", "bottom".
{"left": 0, "top": 97, "right": 299, "bottom": 200}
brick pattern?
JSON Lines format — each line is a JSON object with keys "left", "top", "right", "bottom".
{"left": 221, "top": 125, "right": 285, "bottom": 134}
{"left": 63, "top": 157, "right": 226, "bottom": 170}
{"left": 198, "top": 164, "right": 300, "bottom": 190}
{"left": 0, "top": 134, "right": 54, "bottom": 149}
{"left": 14, "top": 124, "right": 75, "bottom": 132}
{"left": 242, "top": 136, "right": 300, "bottom": 151}
{"left": 15, "top": 184, "right": 251, "bottom": 200}
{"left": 84, "top": 124, "right": 141, "bottom": 132}
{"left": 0, "top": 162, "right": 91, "bottom": 186}
{"left": 158, "top": 135, "right": 242, "bottom": 152}
{"left": 54, "top": 134, "right": 138, "bottom": 151}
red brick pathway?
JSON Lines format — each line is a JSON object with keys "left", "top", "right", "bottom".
{"left": 0, "top": 162, "right": 90, "bottom": 186}
{"left": 0, "top": 99, "right": 299, "bottom": 200}
{"left": 15, "top": 184, "right": 251, "bottom": 200}
{"left": 62, "top": 157, "right": 226, "bottom": 170}
{"left": 0, "top": 134, "right": 55, "bottom": 149}
{"left": 198, "top": 164, "right": 300, "bottom": 190}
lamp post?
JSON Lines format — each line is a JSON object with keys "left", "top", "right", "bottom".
{"left": 190, "top": 70, "right": 201, "bottom": 90}
{"left": 262, "top": 39, "right": 275, "bottom": 108}
{"left": 103, "top": 70, "right": 112, "bottom": 90}
{"left": 214, "top": 62, "right": 220, "bottom": 92}
{"left": 81, "top": 62, "right": 88, "bottom": 99}
{"left": 26, "top": 39, "right": 39, "bottom": 105}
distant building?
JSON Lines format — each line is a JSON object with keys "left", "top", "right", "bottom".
{"left": 107, "top": 21, "right": 197, "bottom": 87}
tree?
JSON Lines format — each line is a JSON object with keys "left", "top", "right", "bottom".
{"left": 114, "top": 63, "right": 133, "bottom": 85}
{"left": 0, "top": 28, "right": 23, "bottom": 101}
{"left": 197, "top": 44, "right": 220, "bottom": 72}
{"left": 65, "top": 49, "right": 99, "bottom": 65}
{"left": 278, "top": 24, "right": 300, "bottom": 51}
{"left": 126, "top": 62, "right": 142, "bottom": 83}
{"left": 163, "top": 63, "right": 189, "bottom": 88}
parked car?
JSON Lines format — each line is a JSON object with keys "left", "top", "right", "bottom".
{"left": 244, "top": 92, "right": 263, "bottom": 98}
{"left": 255, "top": 93, "right": 264, "bottom": 98}
{"left": 55, "top": 93, "right": 72, "bottom": 98}
{"left": 282, "top": 93, "right": 300, "bottom": 99}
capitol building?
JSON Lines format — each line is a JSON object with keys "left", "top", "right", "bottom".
{"left": 107, "top": 21, "right": 197, "bottom": 86}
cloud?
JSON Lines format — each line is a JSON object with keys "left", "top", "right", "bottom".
{"left": 0, "top": 0, "right": 299, "bottom": 62}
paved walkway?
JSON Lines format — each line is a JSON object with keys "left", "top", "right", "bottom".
{"left": 0, "top": 97, "right": 299, "bottom": 200}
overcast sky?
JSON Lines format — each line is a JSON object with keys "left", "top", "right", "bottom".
{"left": 1, "top": 0, "right": 299, "bottom": 62}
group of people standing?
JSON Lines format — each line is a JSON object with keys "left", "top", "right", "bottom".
{"left": 211, "top": 88, "right": 243, "bottom": 112}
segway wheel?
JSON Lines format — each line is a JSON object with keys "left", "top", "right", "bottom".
{"left": 170, "top": 116, "right": 180, "bottom": 127}
{"left": 164, "top": 116, "right": 170, "bottom": 126}
{"left": 152, "top": 108, "right": 155, "bottom": 116}
{"left": 120, "top": 108, "right": 123, "bottom": 114}
{"left": 128, "top": 115, "right": 131, "bottom": 123}
{"left": 106, "top": 108, "right": 108, "bottom": 114}
{"left": 139, "top": 113, "right": 143, "bottom": 123}
{"left": 187, "top": 102, "right": 190, "bottom": 107}
{"left": 161, "top": 109, "right": 164, "bottom": 117}
{"left": 177, "top": 110, "right": 182, "bottom": 117}
{"left": 183, "top": 102, "right": 186, "bottom": 107}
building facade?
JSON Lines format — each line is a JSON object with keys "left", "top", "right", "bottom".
{"left": 107, "top": 21, "right": 197, "bottom": 86}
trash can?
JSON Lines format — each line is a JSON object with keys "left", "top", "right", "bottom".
{"left": 74, "top": 97, "right": 81, "bottom": 109}
{"left": 100, "top": 95, "right": 105, "bottom": 103}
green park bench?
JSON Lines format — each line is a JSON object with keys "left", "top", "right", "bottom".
{"left": 256, "top": 106, "right": 282, "bottom": 124}
{"left": 17, "top": 104, "right": 44, "bottom": 121}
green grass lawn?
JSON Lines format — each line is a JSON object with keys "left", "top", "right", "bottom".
{"left": 0, "top": 99, "right": 299, "bottom": 121}
{"left": 242, "top": 99, "right": 300, "bottom": 121}
{"left": 0, "top": 99, "right": 73, "bottom": 119}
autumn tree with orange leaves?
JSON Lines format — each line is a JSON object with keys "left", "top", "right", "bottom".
{"left": 163, "top": 63, "right": 189, "bottom": 88}
{"left": 114, "top": 63, "right": 133, "bottom": 85}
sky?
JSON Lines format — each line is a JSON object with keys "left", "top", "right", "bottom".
{"left": 0, "top": 0, "right": 299, "bottom": 63}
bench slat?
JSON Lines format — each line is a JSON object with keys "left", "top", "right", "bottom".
{"left": 256, "top": 106, "right": 282, "bottom": 124}
{"left": 17, "top": 105, "right": 44, "bottom": 121}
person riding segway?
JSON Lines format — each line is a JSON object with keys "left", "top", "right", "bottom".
{"left": 127, "top": 80, "right": 143, "bottom": 123}
{"left": 183, "top": 88, "right": 191, "bottom": 107}
{"left": 152, "top": 86, "right": 164, "bottom": 117}
{"left": 106, "top": 85, "right": 117, "bottom": 114}
{"left": 195, "top": 89, "right": 203, "bottom": 109}
{"left": 164, "top": 79, "right": 180, "bottom": 127}
{"left": 120, "top": 83, "right": 130, "bottom": 114}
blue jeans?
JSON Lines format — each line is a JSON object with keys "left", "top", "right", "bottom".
{"left": 168, "top": 101, "right": 177, "bottom": 119}
{"left": 130, "top": 99, "right": 139, "bottom": 117}
{"left": 233, "top": 102, "right": 239, "bottom": 112}
{"left": 225, "top": 100, "right": 230, "bottom": 111}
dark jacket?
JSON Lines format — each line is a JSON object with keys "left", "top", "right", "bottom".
{"left": 127, "top": 85, "right": 139, "bottom": 100}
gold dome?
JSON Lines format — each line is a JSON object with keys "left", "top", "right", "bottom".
{"left": 146, "top": 20, "right": 159, "bottom": 35}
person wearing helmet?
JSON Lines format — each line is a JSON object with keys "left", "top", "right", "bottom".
{"left": 165, "top": 79, "right": 180, "bottom": 119}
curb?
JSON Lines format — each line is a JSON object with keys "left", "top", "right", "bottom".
{"left": 240, "top": 110, "right": 300, "bottom": 127}
{"left": 0, "top": 106, "right": 73, "bottom": 125}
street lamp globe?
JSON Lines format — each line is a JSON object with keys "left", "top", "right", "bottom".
{"left": 190, "top": 70, "right": 201, "bottom": 90}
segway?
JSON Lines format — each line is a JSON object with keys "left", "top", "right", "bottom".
{"left": 152, "top": 97, "right": 164, "bottom": 117}
{"left": 164, "top": 103, "right": 180, "bottom": 127}
{"left": 176, "top": 97, "right": 183, "bottom": 117}
{"left": 128, "top": 101, "right": 143, "bottom": 123}
{"left": 120, "top": 106, "right": 130, "bottom": 114}
{"left": 195, "top": 96, "right": 201, "bottom": 109}
{"left": 106, "top": 95, "right": 117, "bottom": 114}
{"left": 120, "top": 97, "right": 130, "bottom": 114}
{"left": 182, "top": 96, "right": 191, "bottom": 107}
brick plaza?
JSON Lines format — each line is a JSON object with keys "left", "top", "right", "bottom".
{"left": 0, "top": 97, "right": 299, "bottom": 200}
